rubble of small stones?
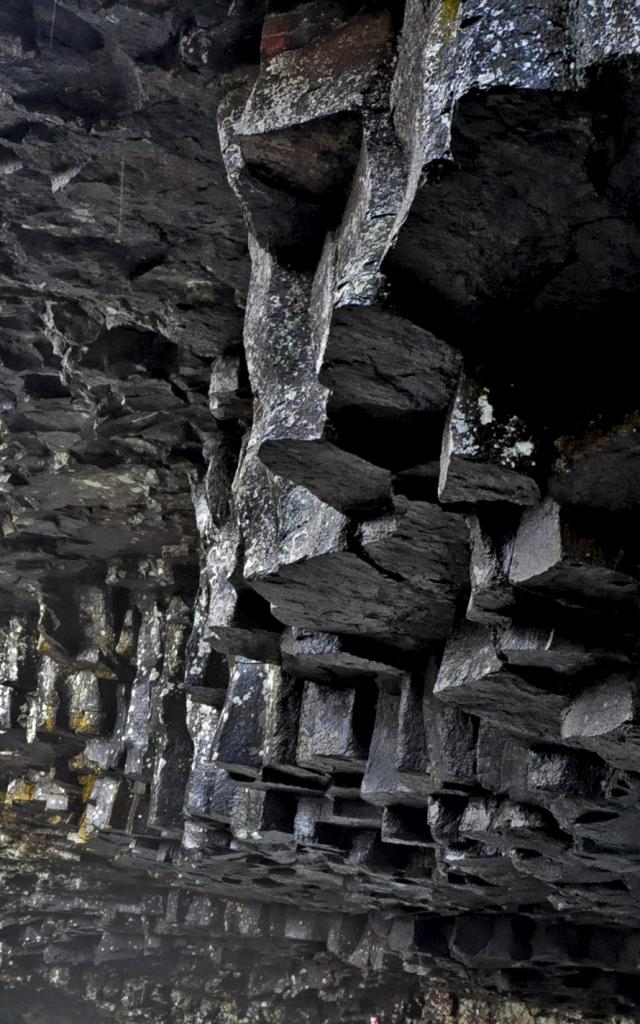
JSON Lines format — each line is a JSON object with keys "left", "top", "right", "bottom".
{"left": 1, "top": 2, "right": 640, "bottom": 1022}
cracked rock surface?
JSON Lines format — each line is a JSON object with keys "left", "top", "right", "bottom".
{"left": 1, "top": 2, "right": 640, "bottom": 1022}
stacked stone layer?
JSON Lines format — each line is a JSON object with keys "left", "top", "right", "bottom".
{"left": 1, "top": 2, "right": 640, "bottom": 1022}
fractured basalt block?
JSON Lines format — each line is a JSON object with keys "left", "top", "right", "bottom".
{"left": 184, "top": 700, "right": 238, "bottom": 826}
{"left": 0, "top": 684, "right": 15, "bottom": 732}
{"left": 427, "top": 698, "right": 478, "bottom": 792}
{"left": 148, "top": 598, "right": 192, "bottom": 834}
{"left": 460, "top": 797, "right": 568, "bottom": 857}
{"left": 550, "top": 416, "right": 640, "bottom": 511}
{"left": 213, "top": 658, "right": 318, "bottom": 792}
{"left": 525, "top": 746, "right": 613, "bottom": 807}
{"left": 235, "top": 238, "right": 390, "bottom": 534}
{"left": 209, "top": 351, "right": 252, "bottom": 422}
{"left": 296, "top": 680, "right": 373, "bottom": 775}
{"left": 434, "top": 621, "right": 580, "bottom": 740}
{"left": 231, "top": 786, "right": 297, "bottom": 845}
{"left": 252, "top": 497, "right": 468, "bottom": 651}
{"left": 427, "top": 794, "right": 467, "bottom": 847}
{"left": 362, "top": 689, "right": 421, "bottom": 807}
{"left": 509, "top": 497, "right": 639, "bottom": 615}
{"left": 261, "top": 436, "right": 393, "bottom": 518}
{"left": 320, "top": 306, "right": 461, "bottom": 417}
{"left": 239, "top": 112, "right": 362, "bottom": 214}
{"left": 466, "top": 508, "right": 518, "bottom": 625}
{"left": 239, "top": 8, "right": 394, "bottom": 136}
{"left": 224, "top": 900, "right": 265, "bottom": 938}
{"left": 475, "top": 722, "right": 528, "bottom": 796}
{"left": 388, "top": 914, "right": 450, "bottom": 960}
{"left": 124, "top": 599, "right": 164, "bottom": 780}
{"left": 320, "top": 796, "right": 383, "bottom": 830}
{"left": 562, "top": 676, "right": 640, "bottom": 772}
{"left": 225, "top": 5, "right": 396, "bottom": 262}
{"left": 362, "top": 664, "right": 476, "bottom": 809}
{"left": 186, "top": 442, "right": 283, "bottom": 672}
{"left": 213, "top": 659, "right": 279, "bottom": 778}
{"left": 439, "top": 375, "right": 539, "bottom": 506}
{"left": 327, "top": 913, "right": 367, "bottom": 960}
{"left": 280, "top": 628, "right": 404, "bottom": 688}
{"left": 282, "top": 908, "right": 330, "bottom": 944}
{"left": 396, "top": 674, "right": 430, "bottom": 790}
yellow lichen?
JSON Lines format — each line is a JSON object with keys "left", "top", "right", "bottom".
{"left": 5, "top": 781, "right": 35, "bottom": 806}
{"left": 69, "top": 710, "right": 100, "bottom": 735}
{"left": 79, "top": 773, "right": 97, "bottom": 803}
{"left": 41, "top": 705, "right": 57, "bottom": 733}
{"left": 68, "top": 813, "right": 91, "bottom": 845}
{"left": 437, "top": 0, "right": 461, "bottom": 38}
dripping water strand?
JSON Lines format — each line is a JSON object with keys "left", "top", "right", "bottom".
{"left": 117, "top": 156, "right": 125, "bottom": 242}
{"left": 49, "top": 0, "right": 57, "bottom": 48}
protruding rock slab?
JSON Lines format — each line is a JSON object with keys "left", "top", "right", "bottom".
{"left": 251, "top": 498, "right": 468, "bottom": 652}
{"left": 509, "top": 497, "right": 639, "bottom": 614}
{"left": 321, "top": 306, "right": 461, "bottom": 416}
{"left": 550, "top": 417, "right": 640, "bottom": 511}
{"left": 563, "top": 676, "right": 640, "bottom": 772}
{"left": 439, "top": 375, "right": 539, "bottom": 506}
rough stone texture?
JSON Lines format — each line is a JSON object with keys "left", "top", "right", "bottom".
{"left": 1, "top": 2, "right": 640, "bottom": 1023}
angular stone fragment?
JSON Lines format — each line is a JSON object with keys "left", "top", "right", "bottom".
{"left": 261, "top": 437, "right": 393, "bottom": 518}
{"left": 434, "top": 621, "right": 577, "bottom": 740}
{"left": 562, "top": 676, "right": 640, "bottom": 772}
{"left": 466, "top": 509, "right": 518, "bottom": 625}
{"left": 550, "top": 416, "right": 640, "bottom": 511}
{"left": 239, "top": 10, "right": 395, "bottom": 135}
{"left": 209, "top": 351, "right": 252, "bottom": 422}
{"left": 439, "top": 375, "right": 539, "bottom": 506}
{"left": 185, "top": 440, "right": 265, "bottom": 676}
{"left": 320, "top": 797, "right": 383, "bottom": 831}
{"left": 0, "top": 684, "right": 14, "bottom": 732}
{"left": 382, "top": 806, "right": 431, "bottom": 848}
{"left": 296, "top": 681, "right": 372, "bottom": 775}
{"left": 449, "top": 915, "right": 531, "bottom": 968}
{"left": 281, "top": 628, "right": 405, "bottom": 687}
{"left": 460, "top": 797, "right": 568, "bottom": 857}
{"left": 509, "top": 497, "right": 639, "bottom": 614}
{"left": 213, "top": 659, "right": 275, "bottom": 778}
{"left": 239, "top": 113, "right": 362, "bottom": 208}
{"left": 231, "top": 786, "right": 297, "bottom": 844}
{"left": 320, "top": 306, "right": 461, "bottom": 416}
{"left": 124, "top": 599, "right": 163, "bottom": 780}
{"left": 427, "top": 699, "right": 477, "bottom": 792}
{"left": 362, "top": 689, "right": 420, "bottom": 807}
{"left": 246, "top": 246, "right": 392, "bottom": 516}
{"left": 327, "top": 913, "right": 367, "bottom": 960}
{"left": 148, "top": 599, "right": 192, "bottom": 835}
{"left": 184, "top": 700, "right": 239, "bottom": 825}
{"left": 427, "top": 794, "right": 467, "bottom": 847}
{"left": 252, "top": 497, "right": 468, "bottom": 652}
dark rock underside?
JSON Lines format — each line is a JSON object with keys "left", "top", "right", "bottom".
{"left": 1, "top": 2, "right": 640, "bottom": 1023}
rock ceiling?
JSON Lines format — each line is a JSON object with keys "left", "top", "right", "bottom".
{"left": 1, "top": 2, "right": 640, "bottom": 1023}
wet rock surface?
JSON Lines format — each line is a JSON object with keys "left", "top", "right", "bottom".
{"left": 1, "top": 2, "right": 640, "bottom": 1023}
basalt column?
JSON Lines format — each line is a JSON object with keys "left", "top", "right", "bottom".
{"left": 1, "top": 3, "right": 640, "bottom": 1024}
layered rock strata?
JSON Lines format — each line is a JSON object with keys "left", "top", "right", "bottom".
{"left": 1, "top": 2, "right": 640, "bottom": 1022}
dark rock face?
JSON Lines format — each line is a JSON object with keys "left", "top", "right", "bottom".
{"left": 1, "top": 3, "right": 640, "bottom": 1023}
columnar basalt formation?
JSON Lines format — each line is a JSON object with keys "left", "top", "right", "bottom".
{"left": 1, "top": 3, "right": 640, "bottom": 1023}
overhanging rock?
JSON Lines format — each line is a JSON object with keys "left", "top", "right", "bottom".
{"left": 1, "top": 3, "right": 640, "bottom": 1023}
